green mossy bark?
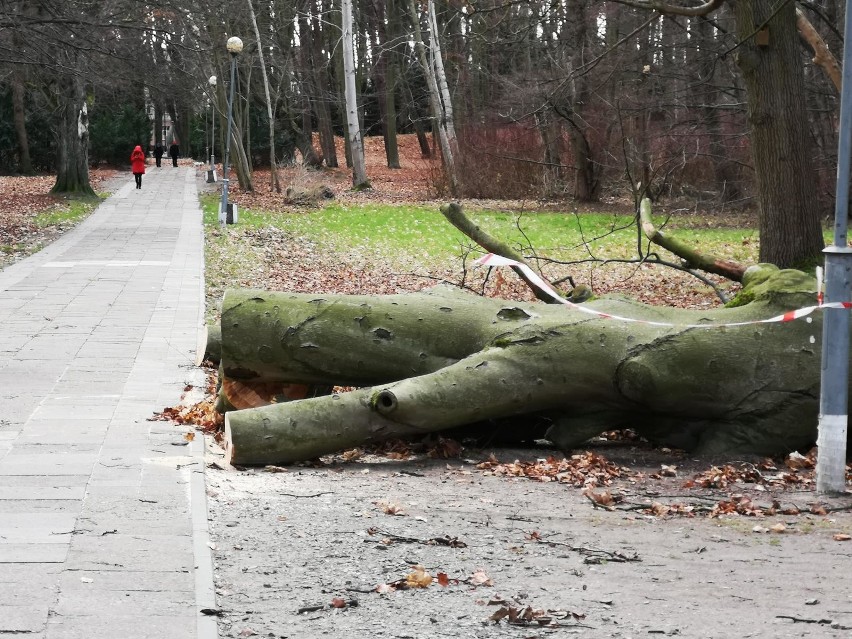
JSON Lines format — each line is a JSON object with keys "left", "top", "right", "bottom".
{"left": 218, "top": 272, "right": 831, "bottom": 465}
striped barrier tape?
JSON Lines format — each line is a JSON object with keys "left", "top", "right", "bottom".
{"left": 473, "top": 253, "right": 852, "bottom": 329}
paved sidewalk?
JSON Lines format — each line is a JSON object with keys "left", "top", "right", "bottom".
{"left": 0, "top": 166, "right": 215, "bottom": 638}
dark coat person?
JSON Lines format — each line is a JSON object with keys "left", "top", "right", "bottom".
{"left": 169, "top": 141, "right": 180, "bottom": 167}
{"left": 130, "top": 145, "right": 146, "bottom": 189}
{"left": 153, "top": 144, "right": 164, "bottom": 167}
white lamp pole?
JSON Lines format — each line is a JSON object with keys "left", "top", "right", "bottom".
{"left": 207, "top": 75, "right": 217, "bottom": 183}
{"left": 219, "top": 37, "right": 242, "bottom": 226}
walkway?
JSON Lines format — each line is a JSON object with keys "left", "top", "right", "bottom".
{"left": 0, "top": 165, "right": 215, "bottom": 638}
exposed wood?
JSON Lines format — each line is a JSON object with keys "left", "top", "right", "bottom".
{"left": 195, "top": 323, "right": 221, "bottom": 366}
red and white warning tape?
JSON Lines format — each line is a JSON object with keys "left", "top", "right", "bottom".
{"left": 474, "top": 253, "right": 852, "bottom": 329}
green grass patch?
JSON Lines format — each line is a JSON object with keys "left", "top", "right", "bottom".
{"left": 34, "top": 198, "right": 100, "bottom": 228}
{"left": 201, "top": 197, "right": 760, "bottom": 267}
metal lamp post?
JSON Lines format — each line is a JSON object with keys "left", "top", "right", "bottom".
{"left": 207, "top": 75, "right": 217, "bottom": 183}
{"left": 219, "top": 37, "right": 242, "bottom": 226}
{"left": 816, "top": 1, "right": 852, "bottom": 494}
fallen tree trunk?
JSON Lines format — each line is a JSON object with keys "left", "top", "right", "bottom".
{"left": 216, "top": 266, "right": 833, "bottom": 465}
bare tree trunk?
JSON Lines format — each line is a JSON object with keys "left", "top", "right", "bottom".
{"left": 154, "top": 102, "right": 164, "bottom": 148}
{"left": 342, "top": 0, "right": 369, "bottom": 187}
{"left": 427, "top": 0, "right": 456, "bottom": 142}
{"left": 247, "top": 0, "right": 281, "bottom": 193}
{"left": 10, "top": 72, "right": 33, "bottom": 174}
{"left": 733, "top": 0, "right": 824, "bottom": 267}
{"left": 369, "top": 0, "right": 401, "bottom": 169}
{"left": 51, "top": 72, "right": 95, "bottom": 196}
{"left": 408, "top": 0, "right": 458, "bottom": 193}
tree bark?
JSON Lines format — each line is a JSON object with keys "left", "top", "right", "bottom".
{"left": 408, "top": 0, "right": 459, "bottom": 194}
{"left": 342, "top": 0, "right": 369, "bottom": 187}
{"left": 795, "top": 7, "right": 840, "bottom": 92}
{"left": 639, "top": 198, "right": 747, "bottom": 281}
{"left": 369, "top": 0, "right": 401, "bottom": 169}
{"left": 219, "top": 267, "right": 826, "bottom": 465}
{"left": 732, "top": 0, "right": 824, "bottom": 268}
{"left": 51, "top": 73, "right": 95, "bottom": 196}
{"left": 247, "top": 0, "right": 282, "bottom": 193}
{"left": 11, "top": 72, "right": 33, "bottom": 174}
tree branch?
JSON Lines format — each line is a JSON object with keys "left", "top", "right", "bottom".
{"left": 639, "top": 198, "right": 748, "bottom": 282}
{"left": 795, "top": 7, "right": 841, "bottom": 92}
{"left": 439, "top": 202, "right": 559, "bottom": 303}
{"left": 610, "top": 0, "right": 724, "bottom": 17}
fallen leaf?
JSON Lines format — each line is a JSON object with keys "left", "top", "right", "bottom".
{"left": 833, "top": 533, "right": 851, "bottom": 541}
{"left": 785, "top": 451, "right": 812, "bottom": 469}
{"left": 769, "top": 523, "right": 786, "bottom": 534}
{"left": 373, "top": 500, "right": 405, "bottom": 516}
{"left": 469, "top": 569, "right": 493, "bottom": 586}
{"left": 583, "top": 488, "right": 615, "bottom": 509}
{"left": 405, "top": 565, "right": 433, "bottom": 588}
{"left": 810, "top": 503, "right": 828, "bottom": 516}
{"left": 341, "top": 448, "right": 363, "bottom": 461}
{"left": 331, "top": 597, "right": 347, "bottom": 608}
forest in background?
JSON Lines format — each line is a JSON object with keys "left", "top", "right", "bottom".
{"left": 0, "top": 0, "right": 843, "bottom": 266}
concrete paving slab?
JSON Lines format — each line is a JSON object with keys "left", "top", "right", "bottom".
{"left": 45, "top": 614, "right": 194, "bottom": 639}
{"left": 0, "top": 167, "right": 213, "bottom": 637}
{"left": 0, "top": 544, "right": 69, "bottom": 563}
{"left": 64, "top": 534, "right": 193, "bottom": 572}
{"left": 0, "top": 605, "right": 49, "bottom": 633}
{"left": 30, "top": 402, "right": 118, "bottom": 421}
{"left": 52, "top": 583, "right": 194, "bottom": 617}
{"left": 0, "top": 500, "right": 82, "bottom": 514}
{"left": 0, "top": 453, "right": 99, "bottom": 476}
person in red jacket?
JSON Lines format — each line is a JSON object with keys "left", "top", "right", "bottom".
{"left": 130, "top": 145, "right": 146, "bottom": 189}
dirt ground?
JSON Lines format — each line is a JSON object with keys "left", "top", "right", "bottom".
{"left": 204, "top": 437, "right": 852, "bottom": 639}
{"left": 197, "top": 143, "right": 852, "bottom": 639}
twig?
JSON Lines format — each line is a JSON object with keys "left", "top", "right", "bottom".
{"left": 366, "top": 527, "right": 467, "bottom": 548}
{"left": 571, "top": 546, "right": 641, "bottom": 564}
{"left": 281, "top": 491, "right": 333, "bottom": 498}
{"left": 776, "top": 615, "right": 834, "bottom": 625}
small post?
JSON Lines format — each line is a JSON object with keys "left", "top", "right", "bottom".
{"left": 220, "top": 37, "right": 242, "bottom": 226}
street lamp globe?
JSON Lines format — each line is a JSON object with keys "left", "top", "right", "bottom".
{"left": 226, "top": 37, "right": 243, "bottom": 55}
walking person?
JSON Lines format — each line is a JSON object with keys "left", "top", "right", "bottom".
{"left": 130, "top": 145, "right": 146, "bottom": 189}
{"left": 154, "top": 144, "right": 164, "bottom": 167}
{"left": 169, "top": 140, "right": 180, "bottom": 167}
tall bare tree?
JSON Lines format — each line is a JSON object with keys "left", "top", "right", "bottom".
{"left": 342, "top": 0, "right": 369, "bottom": 187}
